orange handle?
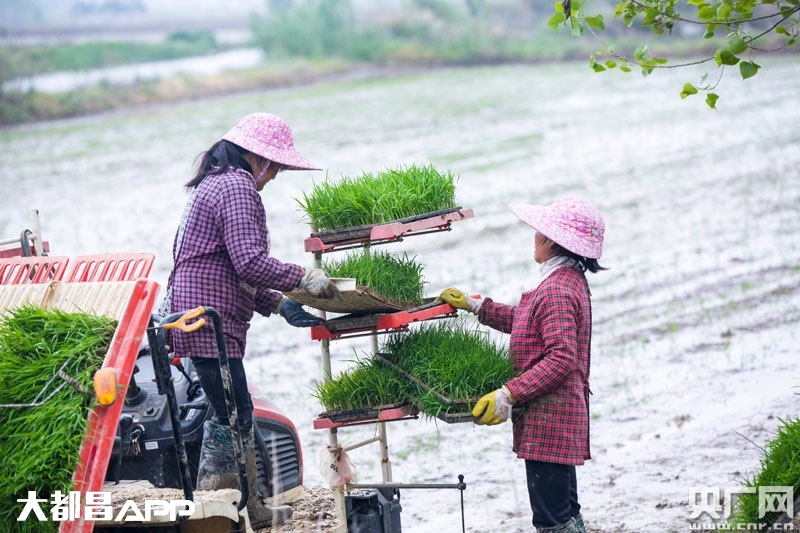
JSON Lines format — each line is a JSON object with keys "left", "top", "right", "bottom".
{"left": 162, "top": 306, "right": 206, "bottom": 333}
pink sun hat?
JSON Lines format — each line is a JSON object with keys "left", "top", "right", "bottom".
{"left": 222, "top": 113, "right": 320, "bottom": 171}
{"left": 510, "top": 195, "right": 605, "bottom": 259}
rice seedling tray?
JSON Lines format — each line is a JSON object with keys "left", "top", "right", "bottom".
{"left": 373, "top": 354, "right": 479, "bottom": 424}
{"left": 285, "top": 278, "right": 418, "bottom": 314}
{"left": 303, "top": 207, "right": 474, "bottom": 253}
{"left": 313, "top": 402, "right": 419, "bottom": 429}
{"left": 308, "top": 299, "right": 458, "bottom": 341}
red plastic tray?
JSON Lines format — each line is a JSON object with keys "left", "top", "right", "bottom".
{"left": 0, "top": 256, "right": 69, "bottom": 285}
{"left": 304, "top": 208, "right": 474, "bottom": 253}
{"left": 309, "top": 300, "right": 459, "bottom": 341}
{"left": 64, "top": 252, "right": 155, "bottom": 282}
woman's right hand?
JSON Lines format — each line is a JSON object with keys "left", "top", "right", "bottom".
{"left": 436, "top": 287, "right": 484, "bottom": 314}
{"left": 298, "top": 268, "right": 342, "bottom": 300}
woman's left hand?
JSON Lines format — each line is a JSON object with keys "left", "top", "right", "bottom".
{"left": 279, "top": 298, "right": 326, "bottom": 327}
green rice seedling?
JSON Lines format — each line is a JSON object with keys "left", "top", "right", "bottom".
{"left": 730, "top": 416, "right": 800, "bottom": 527}
{"left": 313, "top": 356, "right": 415, "bottom": 413}
{"left": 380, "top": 319, "right": 514, "bottom": 420}
{"left": 322, "top": 249, "right": 426, "bottom": 305}
{"left": 297, "top": 163, "right": 458, "bottom": 231}
{"left": 0, "top": 305, "right": 117, "bottom": 533}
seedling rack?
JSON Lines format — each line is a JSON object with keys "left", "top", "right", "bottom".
{"left": 304, "top": 207, "right": 474, "bottom": 253}
{"left": 299, "top": 204, "right": 475, "bottom": 532}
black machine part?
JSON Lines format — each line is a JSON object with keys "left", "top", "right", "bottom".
{"left": 106, "top": 347, "right": 211, "bottom": 488}
{"left": 346, "top": 488, "right": 402, "bottom": 533}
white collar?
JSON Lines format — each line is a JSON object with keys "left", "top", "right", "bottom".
{"left": 539, "top": 255, "right": 579, "bottom": 281}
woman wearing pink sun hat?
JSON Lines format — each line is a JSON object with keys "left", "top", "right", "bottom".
{"left": 162, "top": 113, "right": 340, "bottom": 527}
{"left": 438, "top": 195, "right": 606, "bottom": 533}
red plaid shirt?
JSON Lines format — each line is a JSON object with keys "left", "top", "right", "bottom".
{"left": 478, "top": 266, "right": 592, "bottom": 465}
{"left": 168, "top": 168, "right": 303, "bottom": 359}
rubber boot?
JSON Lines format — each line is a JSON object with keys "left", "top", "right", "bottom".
{"left": 244, "top": 433, "right": 293, "bottom": 528}
{"left": 536, "top": 517, "right": 581, "bottom": 533}
{"left": 574, "top": 514, "right": 587, "bottom": 533}
{"left": 196, "top": 419, "right": 239, "bottom": 491}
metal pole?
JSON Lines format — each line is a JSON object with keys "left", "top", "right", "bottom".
{"left": 30, "top": 209, "right": 44, "bottom": 256}
{"left": 314, "top": 246, "right": 346, "bottom": 525}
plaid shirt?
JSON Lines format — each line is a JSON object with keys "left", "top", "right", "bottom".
{"left": 478, "top": 266, "right": 592, "bottom": 465}
{"left": 168, "top": 167, "right": 303, "bottom": 359}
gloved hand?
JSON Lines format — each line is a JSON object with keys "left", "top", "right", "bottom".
{"left": 298, "top": 268, "right": 343, "bottom": 300}
{"left": 279, "top": 298, "right": 325, "bottom": 328}
{"left": 436, "top": 287, "right": 484, "bottom": 314}
{"left": 472, "top": 386, "right": 514, "bottom": 425}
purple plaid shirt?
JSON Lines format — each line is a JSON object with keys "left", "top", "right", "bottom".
{"left": 478, "top": 266, "right": 592, "bottom": 465}
{"left": 168, "top": 167, "right": 303, "bottom": 359}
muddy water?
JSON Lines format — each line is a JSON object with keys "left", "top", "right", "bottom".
{"left": 2, "top": 59, "right": 799, "bottom": 532}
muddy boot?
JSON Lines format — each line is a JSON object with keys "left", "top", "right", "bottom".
{"left": 196, "top": 419, "right": 239, "bottom": 491}
{"left": 536, "top": 517, "right": 581, "bottom": 533}
{"left": 244, "top": 433, "right": 293, "bottom": 528}
{"left": 573, "top": 514, "right": 587, "bottom": 533}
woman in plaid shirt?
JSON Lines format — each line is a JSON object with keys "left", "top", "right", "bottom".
{"left": 439, "top": 196, "right": 606, "bottom": 533}
{"left": 164, "top": 113, "right": 339, "bottom": 527}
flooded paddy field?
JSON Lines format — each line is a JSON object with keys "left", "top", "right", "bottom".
{"left": 1, "top": 57, "right": 799, "bottom": 532}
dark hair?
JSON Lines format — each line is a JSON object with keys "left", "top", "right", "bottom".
{"left": 551, "top": 242, "right": 608, "bottom": 274}
{"left": 185, "top": 140, "right": 252, "bottom": 189}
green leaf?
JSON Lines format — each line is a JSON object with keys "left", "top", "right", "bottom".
{"left": 589, "top": 54, "right": 606, "bottom": 72}
{"left": 604, "top": 59, "right": 617, "bottom": 68}
{"left": 586, "top": 14, "right": 605, "bottom": 29}
{"left": 680, "top": 82, "right": 699, "bottom": 99}
{"left": 620, "top": 64, "right": 632, "bottom": 73}
{"left": 553, "top": 0, "right": 564, "bottom": 13}
{"left": 739, "top": 61, "right": 761, "bottom": 79}
{"left": 728, "top": 35, "right": 748, "bottom": 54}
{"left": 698, "top": 5, "right": 716, "bottom": 20}
{"left": 634, "top": 46, "right": 648, "bottom": 61}
{"left": 705, "top": 93, "right": 719, "bottom": 109}
{"left": 547, "top": 11, "right": 567, "bottom": 30}
{"left": 715, "top": 49, "right": 740, "bottom": 66}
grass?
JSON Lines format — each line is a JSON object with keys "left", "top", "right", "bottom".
{"left": 313, "top": 356, "right": 415, "bottom": 413}
{"left": 1, "top": 31, "right": 224, "bottom": 79}
{"left": 0, "top": 306, "right": 117, "bottom": 533}
{"left": 322, "top": 249, "right": 426, "bottom": 305}
{"left": 730, "top": 416, "right": 800, "bottom": 528}
{"left": 296, "top": 164, "right": 458, "bottom": 231}
{"left": 380, "top": 319, "right": 514, "bottom": 420}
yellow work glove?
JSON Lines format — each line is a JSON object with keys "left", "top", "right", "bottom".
{"left": 472, "top": 386, "right": 514, "bottom": 426}
{"left": 436, "top": 287, "right": 484, "bottom": 314}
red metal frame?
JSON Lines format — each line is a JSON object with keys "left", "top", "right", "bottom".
{"left": 309, "top": 301, "right": 459, "bottom": 341}
{"left": 64, "top": 253, "right": 155, "bottom": 282}
{"left": 0, "top": 256, "right": 69, "bottom": 284}
{"left": 62, "top": 279, "right": 160, "bottom": 533}
{"left": 0, "top": 242, "right": 51, "bottom": 259}
{"left": 313, "top": 404, "right": 420, "bottom": 430}
{"left": 304, "top": 208, "right": 474, "bottom": 253}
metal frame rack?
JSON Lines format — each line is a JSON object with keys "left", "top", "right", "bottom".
{"left": 302, "top": 207, "right": 474, "bottom": 531}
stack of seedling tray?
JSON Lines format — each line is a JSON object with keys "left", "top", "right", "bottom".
{"left": 297, "top": 165, "right": 492, "bottom": 428}
{"left": 313, "top": 320, "right": 515, "bottom": 425}
{"left": 294, "top": 164, "right": 472, "bottom": 330}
